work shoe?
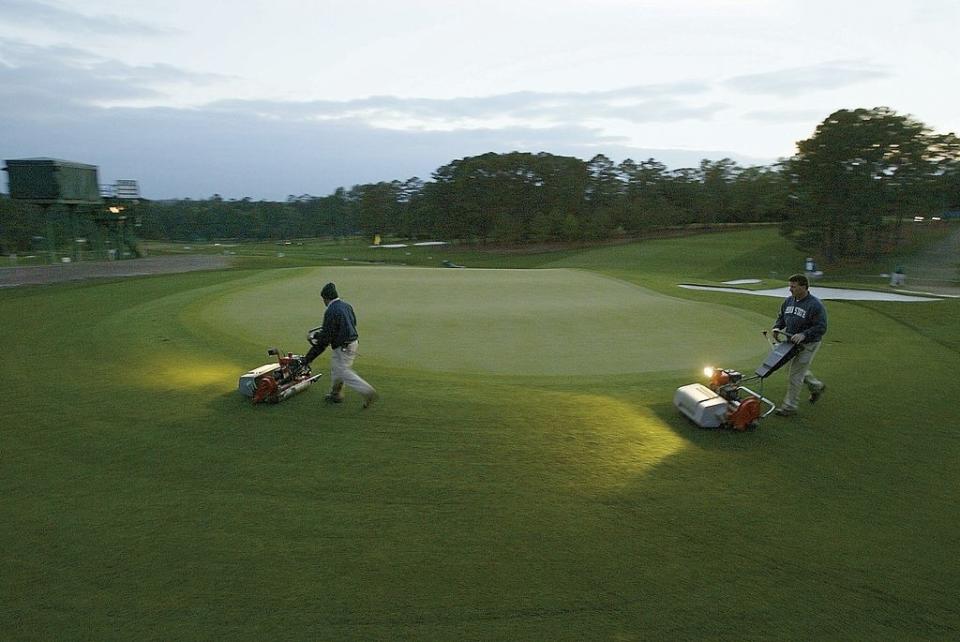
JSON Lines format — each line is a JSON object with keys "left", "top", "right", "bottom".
{"left": 809, "top": 384, "right": 826, "bottom": 404}
{"left": 324, "top": 393, "right": 343, "bottom": 404}
{"left": 362, "top": 392, "right": 379, "bottom": 409}
{"left": 774, "top": 406, "right": 797, "bottom": 417}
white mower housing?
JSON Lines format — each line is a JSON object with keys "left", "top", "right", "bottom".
{"left": 673, "top": 383, "right": 729, "bottom": 428}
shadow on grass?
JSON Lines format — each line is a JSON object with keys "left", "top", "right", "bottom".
{"left": 207, "top": 389, "right": 251, "bottom": 410}
{"left": 205, "top": 388, "right": 317, "bottom": 417}
{"left": 648, "top": 400, "right": 778, "bottom": 453}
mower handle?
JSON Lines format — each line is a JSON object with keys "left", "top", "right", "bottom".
{"left": 763, "top": 329, "right": 805, "bottom": 350}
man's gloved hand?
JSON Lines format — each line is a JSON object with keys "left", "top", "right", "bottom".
{"left": 790, "top": 332, "right": 806, "bottom": 344}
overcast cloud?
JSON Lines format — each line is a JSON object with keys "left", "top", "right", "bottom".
{"left": 723, "top": 61, "right": 892, "bottom": 97}
{"left": 1, "top": 0, "right": 957, "bottom": 199}
{"left": 0, "top": 0, "right": 171, "bottom": 36}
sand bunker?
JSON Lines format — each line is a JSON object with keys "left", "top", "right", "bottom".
{"left": 679, "top": 284, "right": 943, "bottom": 302}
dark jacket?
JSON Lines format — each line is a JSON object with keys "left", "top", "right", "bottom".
{"left": 775, "top": 294, "right": 827, "bottom": 344}
{"left": 303, "top": 298, "right": 359, "bottom": 363}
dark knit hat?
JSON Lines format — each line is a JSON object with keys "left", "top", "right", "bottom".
{"left": 321, "top": 282, "right": 338, "bottom": 300}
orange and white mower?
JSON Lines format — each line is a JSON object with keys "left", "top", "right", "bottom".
{"left": 238, "top": 348, "right": 322, "bottom": 404}
{"left": 674, "top": 332, "right": 801, "bottom": 431}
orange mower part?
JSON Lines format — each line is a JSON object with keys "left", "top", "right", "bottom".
{"left": 728, "top": 396, "right": 760, "bottom": 431}
{"left": 252, "top": 376, "right": 279, "bottom": 403}
{"left": 710, "top": 370, "right": 732, "bottom": 387}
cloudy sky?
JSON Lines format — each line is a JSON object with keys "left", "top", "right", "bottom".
{"left": 1, "top": 0, "right": 958, "bottom": 200}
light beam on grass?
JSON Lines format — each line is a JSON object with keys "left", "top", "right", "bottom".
{"left": 537, "top": 392, "right": 687, "bottom": 489}
{"left": 136, "top": 355, "right": 243, "bottom": 391}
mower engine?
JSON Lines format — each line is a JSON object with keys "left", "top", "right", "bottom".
{"left": 238, "top": 348, "right": 322, "bottom": 404}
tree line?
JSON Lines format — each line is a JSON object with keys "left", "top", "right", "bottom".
{"left": 112, "top": 154, "right": 791, "bottom": 245}
{"left": 2, "top": 107, "right": 958, "bottom": 261}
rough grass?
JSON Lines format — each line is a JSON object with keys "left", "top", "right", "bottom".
{"left": 2, "top": 228, "right": 959, "bottom": 640}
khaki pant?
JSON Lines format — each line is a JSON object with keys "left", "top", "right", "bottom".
{"left": 782, "top": 341, "right": 824, "bottom": 410}
{"left": 329, "top": 340, "right": 376, "bottom": 399}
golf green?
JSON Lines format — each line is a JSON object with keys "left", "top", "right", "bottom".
{"left": 200, "top": 266, "right": 770, "bottom": 376}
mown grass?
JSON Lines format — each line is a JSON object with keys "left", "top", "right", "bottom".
{"left": 2, "top": 228, "right": 959, "bottom": 639}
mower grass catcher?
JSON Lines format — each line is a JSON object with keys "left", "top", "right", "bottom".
{"left": 674, "top": 334, "right": 800, "bottom": 431}
{"left": 238, "top": 348, "right": 322, "bottom": 404}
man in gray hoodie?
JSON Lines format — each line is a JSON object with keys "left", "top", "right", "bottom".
{"left": 772, "top": 274, "right": 827, "bottom": 417}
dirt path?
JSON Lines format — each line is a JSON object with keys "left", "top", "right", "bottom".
{"left": 0, "top": 255, "right": 233, "bottom": 288}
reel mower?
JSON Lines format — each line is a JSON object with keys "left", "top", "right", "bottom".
{"left": 673, "top": 331, "right": 801, "bottom": 431}
{"left": 238, "top": 347, "right": 322, "bottom": 404}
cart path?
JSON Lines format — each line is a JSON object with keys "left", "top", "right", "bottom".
{"left": 0, "top": 255, "right": 232, "bottom": 287}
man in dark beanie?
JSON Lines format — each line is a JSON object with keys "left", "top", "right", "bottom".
{"left": 302, "top": 282, "right": 378, "bottom": 408}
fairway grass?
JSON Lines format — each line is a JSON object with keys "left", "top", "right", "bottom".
{"left": 3, "top": 229, "right": 959, "bottom": 639}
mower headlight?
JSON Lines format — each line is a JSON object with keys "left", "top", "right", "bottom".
{"left": 703, "top": 366, "right": 715, "bottom": 378}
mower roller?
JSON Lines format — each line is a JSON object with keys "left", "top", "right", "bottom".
{"left": 674, "top": 331, "right": 801, "bottom": 431}
{"left": 238, "top": 347, "right": 321, "bottom": 404}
